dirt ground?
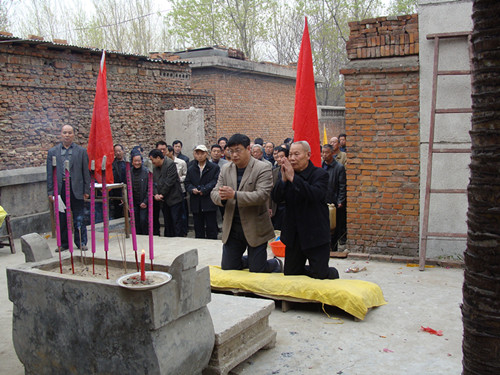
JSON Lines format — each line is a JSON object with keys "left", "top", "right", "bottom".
{"left": 1, "top": 232, "right": 464, "bottom": 375}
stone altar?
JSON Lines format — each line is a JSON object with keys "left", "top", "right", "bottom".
{"left": 7, "top": 249, "right": 214, "bottom": 375}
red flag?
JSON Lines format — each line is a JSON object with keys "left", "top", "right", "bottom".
{"left": 88, "top": 51, "right": 114, "bottom": 183}
{"left": 293, "top": 17, "right": 321, "bottom": 167}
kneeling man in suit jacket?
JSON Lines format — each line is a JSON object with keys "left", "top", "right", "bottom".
{"left": 211, "top": 133, "right": 282, "bottom": 273}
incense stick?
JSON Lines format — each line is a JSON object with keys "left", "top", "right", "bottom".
{"left": 52, "top": 157, "right": 63, "bottom": 274}
{"left": 147, "top": 159, "right": 154, "bottom": 271}
{"left": 125, "top": 153, "right": 139, "bottom": 271}
{"left": 64, "top": 160, "right": 74, "bottom": 274}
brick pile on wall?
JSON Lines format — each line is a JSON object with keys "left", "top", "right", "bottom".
{"left": 191, "top": 68, "right": 295, "bottom": 146}
{"left": 340, "top": 14, "right": 420, "bottom": 256}
{"left": 0, "top": 36, "right": 215, "bottom": 170}
{"left": 346, "top": 14, "right": 419, "bottom": 59}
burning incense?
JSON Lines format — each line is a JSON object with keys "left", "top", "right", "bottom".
{"left": 146, "top": 159, "right": 154, "bottom": 271}
{"left": 52, "top": 157, "right": 63, "bottom": 273}
{"left": 64, "top": 160, "right": 74, "bottom": 274}
{"left": 125, "top": 153, "right": 139, "bottom": 271}
{"left": 90, "top": 160, "right": 96, "bottom": 274}
{"left": 102, "top": 156, "right": 109, "bottom": 279}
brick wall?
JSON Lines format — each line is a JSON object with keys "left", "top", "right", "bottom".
{"left": 0, "top": 38, "right": 215, "bottom": 170}
{"left": 340, "top": 14, "right": 420, "bottom": 256}
{"left": 191, "top": 68, "right": 295, "bottom": 145}
{"left": 346, "top": 14, "right": 419, "bottom": 59}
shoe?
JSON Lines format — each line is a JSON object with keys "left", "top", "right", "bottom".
{"left": 55, "top": 247, "right": 69, "bottom": 253}
{"left": 272, "top": 257, "right": 283, "bottom": 273}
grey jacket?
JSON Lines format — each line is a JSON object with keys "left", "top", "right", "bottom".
{"left": 46, "top": 142, "right": 90, "bottom": 200}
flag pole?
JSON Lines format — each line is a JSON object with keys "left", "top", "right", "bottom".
{"left": 52, "top": 157, "right": 63, "bottom": 273}
{"left": 102, "top": 156, "right": 109, "bottom": 279}
{"left": 90, "top": 160, "right": 96, "bottom": 274}
{"left": 64, "top": 160, "right": 74, "bottom": 274}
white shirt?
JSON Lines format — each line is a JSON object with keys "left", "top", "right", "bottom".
{"left": 174, "top": 157, "right": 187, "bottom": 193}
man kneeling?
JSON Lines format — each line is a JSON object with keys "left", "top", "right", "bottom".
{"left": 272, "top": 141, "right": 339, "bottom": 279}
{"left": 211, "top": 133, "right": 282, "bottom": 273}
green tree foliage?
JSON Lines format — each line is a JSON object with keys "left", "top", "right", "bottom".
{"left": 387, "top": 0, "right": 418, "bottom": 16}
{"left": 169, "top": 0, "right": 275, "bottom": 60}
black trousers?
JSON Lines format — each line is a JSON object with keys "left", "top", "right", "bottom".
{"left": 153, "top": 200, "right": 167, "bottom": 236}
{"left": 331, "top": 205, "right": 347, "bottom": 250}
{"left": 221, "top": 221, "right": 275, "bottom": 273}
{"left": 133, "top": 203, "right": 148, "bottom": 235}
{"left": 59, "top": 186, "right": 86, "bottom": 249}
{"left": 193, "top": 210, "right": 218, "bottom": 239}
{"left": 153, "top": 200, "right": 184, "bottom": 237}
{"left": 285, "top": 231, "right": 339, "bottom": 280}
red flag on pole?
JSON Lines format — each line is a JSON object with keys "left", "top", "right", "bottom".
{"left": 88, "top": 51, "right": 114, "bottom": 183}
{"left": 293, "top": 17, "right": 321, "bottom": 167}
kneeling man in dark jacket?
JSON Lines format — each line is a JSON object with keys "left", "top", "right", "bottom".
{"left": 272, "top": 141, "right": 339, "bottom": 279}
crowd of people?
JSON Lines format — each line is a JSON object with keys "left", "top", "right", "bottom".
{"left": 47, "top": 125, "right": 348, "bottom": 280}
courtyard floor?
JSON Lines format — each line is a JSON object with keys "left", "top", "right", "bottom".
{"left": 0, "top": 228, "right": 464, "bottom": 374}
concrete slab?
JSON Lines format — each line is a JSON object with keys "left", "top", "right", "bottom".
{"left": 205, "top": 293, "right": 276, "bottom": 375}
{"left": 0, "top": 233, "right": 465, "bottom": 374}
{"left": 20, "top": 233, "right": 52, "bottom": 262}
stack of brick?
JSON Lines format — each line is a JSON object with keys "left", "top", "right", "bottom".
{"left": 340, "top": 14, "right": 420, "bottom": 257}
{"left": 346, "top": 14, "right": 419, "bottom": 60}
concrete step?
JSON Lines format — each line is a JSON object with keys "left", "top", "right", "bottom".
{"left": 205, "top": 293, "right": 276, "bottom": 375}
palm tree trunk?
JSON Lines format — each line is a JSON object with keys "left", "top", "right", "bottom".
{"left": 462, "top": 0, "right": 500, "bottom": 374}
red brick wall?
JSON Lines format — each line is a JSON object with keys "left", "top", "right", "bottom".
{"left": 191, "top": 68, "right": 295, "bottom": 146}
{"left": 0, "top": 40, "right": 215, "bottom": 170}
{"left": 341, "top": 14, "right": 420, "bottom": 256}
{"left": 346, "top": 14, "right": 419, "bottom": 60}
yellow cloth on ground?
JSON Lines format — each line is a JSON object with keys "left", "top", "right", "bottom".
{"left": 209, "top": 266, "right": 387, "bottom": 320}
{"left": 0, "top": 206, "right": 7, "bottom": 228}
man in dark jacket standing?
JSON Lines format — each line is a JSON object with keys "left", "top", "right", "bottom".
{"left": 272, "top": 141, "right": 339, "bottom": 279}
{"left": 47, "top": 125, "right": 90, "bottom": 252}
{"left": 321, "top": 144, "right": 347, "bottom": 252}
{"left": 185, "top": 145, "right": 220, "bottom": 239}
{"left": 149, "top": 149, "right": 184, "bottom": 237}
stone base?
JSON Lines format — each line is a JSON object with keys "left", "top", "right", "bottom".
{"left": 204, "top": 293, "right": 276, "bottom": 375}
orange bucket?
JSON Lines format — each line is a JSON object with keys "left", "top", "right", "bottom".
{"left": 270, "top": 240, "right": 286, "bottom": 257}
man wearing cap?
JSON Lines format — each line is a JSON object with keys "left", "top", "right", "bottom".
{"left": 211, "top": 133, "right": 282, "bottom": 273}
{"left": 185, "top": 145, "right": 220, "bottom": 239}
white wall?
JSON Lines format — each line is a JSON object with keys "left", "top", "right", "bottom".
{"left": 418, "top": 0, "right": 473, "bottom": 260}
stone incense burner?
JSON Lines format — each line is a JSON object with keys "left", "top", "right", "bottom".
{"left": 7, "top": 249, "right": 214, "bottom": 375}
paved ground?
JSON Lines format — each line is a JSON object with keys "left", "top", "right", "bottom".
{"left": 0, "top": 229, "right": 464, "bottom": 375}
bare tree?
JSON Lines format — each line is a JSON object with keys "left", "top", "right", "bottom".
{"left": 0, "top": 0, "right": 17, "bottom": 31}
{"left": 462, "top": 0, "right": 500, "bottom": 373}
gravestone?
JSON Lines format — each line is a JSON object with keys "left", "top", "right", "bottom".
{"left": 165, "top": 107, "right": 205, "bottom": 154}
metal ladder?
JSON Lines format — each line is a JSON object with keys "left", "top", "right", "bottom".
{"left": 419, "top": 31, "right": 472, "bottom": 271}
